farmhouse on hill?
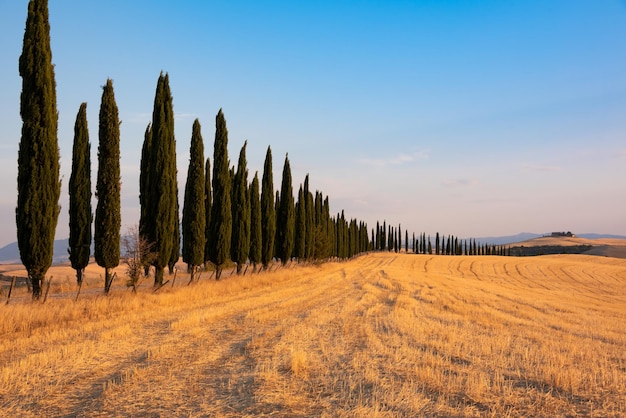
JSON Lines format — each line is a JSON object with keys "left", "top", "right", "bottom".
{"left": 551, "top": 231, "right": 575, "bottom": 238}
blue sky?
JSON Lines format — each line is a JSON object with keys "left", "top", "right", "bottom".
{"left": 1, "top": 0, "right": 625, "bottom": 247}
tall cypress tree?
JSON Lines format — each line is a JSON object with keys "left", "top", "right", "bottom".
{"left": 303, "top": 175, "right": 314, "bottom": 260}
{"left": 68, "top": 103, "right": 92, "bottom": 286}
{"left": 276, "top": 154, "right": 295, "bottom": 265}
{"left": 274, "top": 190, "right": 281, "bottom": 259}
{"left": 294, "top": 185, "right": 306, "bottom": 261}
{"left": 17, "top": 0, "right": 60, "bottom": 300}
{"left": 204, "top": 158, "right": 212, "bottom": 264}
{"left": 322, "top": 195, "right": 332, "bottom": 258}
{"left": 208, "top": 109, "right": 232, "bottom": 279}
{"left": 405, "top": 230, "right": 409, "bottom": 253}
{"left": 182, "top": 119, "right": 206, "bottom": 280}
{"left": 231, "top": 141, "right": 250, "bottom": 274}
{"left": 94, "top": 79, "right": 121, "bottom": 294}
{"left": 139, "top": 123, "right": 152, "bottom": 248}
{"left": 249, "top": 172, "right": 262, "bottom": 271}
{"left": 147, "top": 73, "right": 177, "bottom": 286}
{"left": 260, "top": 146, "right": 275, "bottom": 269}
{"left": 169, "top": 189, "right": 180, "bottom": 274}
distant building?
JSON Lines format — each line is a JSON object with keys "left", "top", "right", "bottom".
{"left": 551, "top": 231, "right": 575, "bottom": 238}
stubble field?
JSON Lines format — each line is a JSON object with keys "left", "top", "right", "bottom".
{"left": 1, "top": 252, "right": 625, "bottom": 417}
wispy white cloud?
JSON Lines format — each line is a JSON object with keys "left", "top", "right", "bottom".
{"left": 358, "top": 150, "right": 429, "bottom": 168}
{"left": 124, "top": 112, "right": 151, "bottom": 125}
{"left": 174, "top": 112, "right": 197, "bottom": 122}
{"left": 441, "top": 178, "right": 480, "bottom": 188}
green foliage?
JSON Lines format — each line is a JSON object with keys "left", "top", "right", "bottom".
{"left": 249, "top": 172, "right": 262, "bottom": 269}
{"left": 17, "top": 0, "right": 60, "bottom": 299}
{"left": 94, "top": 79, "right": 121, "bottom": 292}
{"left": 294, "top": 185, "right": 306, "bottom": 261}
{"left": 68, "top": 103, "right": 92, "bottom": 285}
{"left": 261, "top": 146, "right": 275, "bottom": 268}
{"left": 139, "top": 123, "right": 152, "bottom": 242}
{"left": 304, "top": 175, "right": 314, "bottom": 260}
{"left": 169, "top": 188, "right": 180, "bottom": 274}
{"left": 276, "top": 154, "right": 295, "bottom": 264}
{"left": 204, "top": 158, "right": 212, "bottom": 263}
{"left": 182, "top": 119, "right": 206, "bottom": 268}
{"left": 231, "top": 141, "right": 250, "bottom": 273}
{"left": 146, "top": 73, "right": 178, "bottom": 285}
{"left": 208, "top": 109, "right": 232, "bottom": 278}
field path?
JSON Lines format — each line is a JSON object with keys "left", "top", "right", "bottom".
{"left": 1, "top": 253, "right": 625, "bottom": 417}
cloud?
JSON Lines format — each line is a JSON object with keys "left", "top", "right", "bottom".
{"left": 441, "top": 178, "right": 480, "bottom": 188}
{"left": 125, "top": 112, "right": 152, "bottom": 125}
{"left": 174, "top": 112, "right": 197, "bottom": 122}
{"left": 358, "top": 150, "right": 429, "bottom": 168}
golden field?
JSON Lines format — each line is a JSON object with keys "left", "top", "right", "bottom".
{"left": 1, "top": 252, "right": 625, "bottom": 417}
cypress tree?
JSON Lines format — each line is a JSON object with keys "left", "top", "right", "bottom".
{"left": 147, "top": 72, "right": 177, "bottom": 286}
{"left": 405, "top": 230, "right": 409, "bottom": 253}
{"left": 303, "top": 175, "right": 314, "bottom": 260}
{"left": 322, "top": 196, "right": 332, "bottom": 258}
{"left": 395, "top": 226, "right": 399, "bottom": 253}
{"left": 68, "top": 103, "right": 92, "bottom": 286}
{"left": 139, "top": 123, "right": 152, "bottom": 252}
{"left": 260, "top": 146, "right": 275, "bottom": 269}
{"left": 169, "top": 191, "right": 180, "bottom": 274}
{"left": 94, "top": 79, "right": 121, "bottom": 294}
{"left": 231, "top": 141, "right": 250, "bottom": 274}
{"left": 182, "top": 119, "right": 206, "bottom": 280}
{"left": 17, "top": 0, "right": 61, "bottom": 300}
{"left": 294, "top": 185, "right": 306, "bottom": 261}
{"left": 372, "top": 229, "right": 376, "bottom": 252}
{"left": 249, "top": 172, "right": 262, "bottom": 271}
{"left": 204, "top": 158, "right": 212, "bottom": 263}
{"left": 208, "top": 109, "right": 232, "bottom": 279}
{"left": 373, "top": 221, "right": 380, "bottom": 251}
{"left": 276, "top": 154, "right": 295, "bottom": 264}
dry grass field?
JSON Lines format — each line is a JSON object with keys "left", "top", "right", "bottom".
{"left": 1, "top": 252, "right": 625, "bottom": 417}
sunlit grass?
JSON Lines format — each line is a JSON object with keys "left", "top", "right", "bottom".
{"left": 1, "top": 253, "right": 625, "bottom": 416}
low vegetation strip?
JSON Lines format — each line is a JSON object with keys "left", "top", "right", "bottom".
{"left": 1, "top": 253, "right": 625, "bottom": 416}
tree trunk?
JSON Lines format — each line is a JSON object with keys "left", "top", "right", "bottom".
{"left": 215, "top": 265, "right": 222, "bottom": 280}
{"left": 76, "top": 268, "right": 84, "bottom": 286}
{"left": 104, "top": 267, "right": 113, "bottom": 294}
{"left": 31, "top": 273, "right": 42, "bottom": 300}
{"left": 154, "top": 266, "right": 164, "bottom": 287}
{"left": 236, "top": 263, "right": 242, "bottom": 275}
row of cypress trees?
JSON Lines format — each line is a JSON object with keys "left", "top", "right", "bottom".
{"left": 370, "top": 224, "right": 508, "bottom": 257}
{"left": 65, "top": 69, "right": 376, "bottom": 290}
{"left": 17, "top": 0, "right": 504, "bottom": 299}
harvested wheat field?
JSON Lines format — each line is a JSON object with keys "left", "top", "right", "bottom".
{"left": 1, "top": 253, "right": 625, "bottom": 417}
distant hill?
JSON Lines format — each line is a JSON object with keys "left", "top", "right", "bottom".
{"left": 0, "top": 239, "right": 72, "bottom": 265}
{"left": 1, "top": 232, "right": 625, "bottom": 264}
{"left": 471, "top": 232, "right": 541, "bottom": 246}
{"left": 506, "top": 235, "right": 626, "bottom": 259}
{"left": 472, "top": 232, "right": 626, "bottom": 246}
